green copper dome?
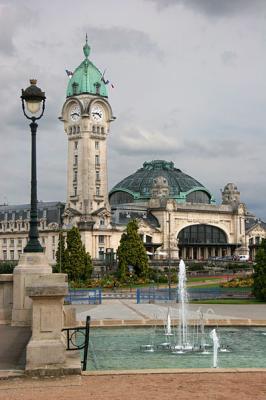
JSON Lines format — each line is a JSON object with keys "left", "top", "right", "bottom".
{"left": 109, "top": 160, "right": 215, "bottom": 205}
{"left": 66, "top": 37, "right": 108, "bottom": 98}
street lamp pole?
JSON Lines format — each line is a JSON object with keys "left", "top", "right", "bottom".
{"left": 21, "top": 79, "right": 46, "bottom": 253}
{"left": 168, "top": 211, "right": 171, "bottom": 300}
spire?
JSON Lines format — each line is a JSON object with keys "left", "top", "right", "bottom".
{"left": 83, "top": 33, "right": 90, "bottom": 59}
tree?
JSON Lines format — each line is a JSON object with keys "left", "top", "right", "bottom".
{"left": 253, "top": 239, "right": 266, "bottom": 300}
{"left": 117, "top": 219, "right": 149, "bottom": 280}
{"left": 62, "top": 227, "right": 93, "bottom": 282}
{"left": 55, "top": 231, "right": 66, "bottom": 272}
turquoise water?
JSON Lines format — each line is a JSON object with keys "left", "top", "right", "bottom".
{"left": 86, "top": 327, "right": 266, "bottom": 370}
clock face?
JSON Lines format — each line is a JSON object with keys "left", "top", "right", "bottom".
{"left": 70, "top": 104, "right": 81, "bottom": 122}
{"left": 91, "top": 104, "right": 104, "bottom": 122}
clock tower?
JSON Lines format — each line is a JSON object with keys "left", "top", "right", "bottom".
{"left": 60, "top": 37, "right": 115, "bottom": 220}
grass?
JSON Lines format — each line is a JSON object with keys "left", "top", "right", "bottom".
{"left": 188, "top": 276, "right": 226, "bottom": 282}
{"left": 190, "top": 299, "right": 264, "bottom": 305}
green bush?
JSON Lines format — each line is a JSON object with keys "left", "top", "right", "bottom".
{"left": 0, "top": 261, "right": 16, "bottom": 274}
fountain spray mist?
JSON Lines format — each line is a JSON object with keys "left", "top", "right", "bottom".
{"left": 210, "top": 328, "right": 220, "bottom": 368}
{"left": 178, "top": 259, "right": 189, "bottom": 348}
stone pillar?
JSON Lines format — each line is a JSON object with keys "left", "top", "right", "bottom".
{"left": 25, "top": 277, "right": 69, "bottom": 373}
{"left": 12, "top": 253, "right": 52, "bottom": 327}
{"left": 0, "top": 274, "right": 13, "bottom": 324}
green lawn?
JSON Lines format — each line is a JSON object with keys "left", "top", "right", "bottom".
{"left": 188, "top": 276, "right": 227, "bottom": 282}
{"left": 190, "top": 299, "right": 263, "bottom": 304}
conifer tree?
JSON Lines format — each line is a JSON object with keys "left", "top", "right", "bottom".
{"left": 63, "top": 227, "right": 93, "bottom": 282}
{"left": 253, "top": 238, "right": 266, "bottom": 300}
{"left": 55, "top": 231, "right": 66, "bottom": 272}
{"left": 117, "top": 219, "right": 149, "bottom": 280}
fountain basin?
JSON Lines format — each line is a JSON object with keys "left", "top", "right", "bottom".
{"left": 85, "top": 326, "right": 266, "bottom": 371}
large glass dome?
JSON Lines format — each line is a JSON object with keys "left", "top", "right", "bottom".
{"left": 109, "top": 160, "right": 214, "bottom": 205}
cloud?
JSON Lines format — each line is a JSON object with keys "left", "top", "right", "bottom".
{"left": 79, "top": 25, "right": 163, "bottom": 59}
{"left": 221, "top": 51, "right": 237, "bottom": 66}
{"left": 111, "top": 125, "right": 181, "bottom": 156}
{"left": 0, "top": 3, "right": 35, "bottom": 56}
{"left": 182, "top": 138, "right": 243, "bottom": 158}
{"left": 146, "top": 0, "right": 265, "bottom": 17}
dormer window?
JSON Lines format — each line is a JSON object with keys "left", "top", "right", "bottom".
{"left": 72, "top": 82, "right": 79, "bottom": 95}
{"left": 94, "top": 82, "right": 101, "bottom": 95}
{"left": 100, "top": 218, "right": 105, "bottom": 226}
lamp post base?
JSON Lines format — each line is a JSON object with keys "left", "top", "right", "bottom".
{"left": 11, "top": 252, "right": 52, "bottom": 326}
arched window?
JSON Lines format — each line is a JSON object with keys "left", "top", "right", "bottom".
{"left": 109, "top": 191, "right": 134, "bottom": 205}
{"left": 186, "top": 191, "right": 210, "bottom": 204}
{"left": 178, "top": 224, "right": 227, "bottom": 244}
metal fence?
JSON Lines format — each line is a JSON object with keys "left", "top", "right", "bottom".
{"left": 136, "top": 287, "right": 253, "bottom": 303}
{"left": 65, "top": 289, "right": 102, "bottom": 304}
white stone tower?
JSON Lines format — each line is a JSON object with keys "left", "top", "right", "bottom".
{"left": 60, "top": 37, "right": 115, "bottom": 220}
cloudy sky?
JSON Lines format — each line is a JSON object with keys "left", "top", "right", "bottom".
{"left": 1, "top": 0, "right": 266, "bottom": 218}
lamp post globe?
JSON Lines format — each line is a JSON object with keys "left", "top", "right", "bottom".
{"left": 21, "top": 79, "right": 46, "bottom": 253}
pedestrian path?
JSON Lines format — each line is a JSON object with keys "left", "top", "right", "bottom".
{"left": 75, "top": 300, "right": 266, "bottom": 326}
{"left": 0, "top": 326, "right": 31, "bottom": 371}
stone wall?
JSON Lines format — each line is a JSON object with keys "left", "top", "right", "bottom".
{"left": 0, "top": 274, "right": 13, "bottom": 324}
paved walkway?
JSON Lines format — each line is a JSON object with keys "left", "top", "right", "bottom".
{"left": 0, "top": 326, "right": 31, "bottom": 371}
{"left": 73, "top": 300, "right": 266, "bottom": 326}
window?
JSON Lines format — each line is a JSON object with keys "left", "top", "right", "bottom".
{"left": 98, "top": 247, "right": 104, "bottom": 259}
{"left": 99, "top": 235, "right": 105, "bottom": 244}
{"left": 52, "top": 236, "right": 55, "bottom": 245}
{"left": 95, "top": 141, "right": 99, "bottom": 150}
{"left": 10, "top": 250, "right": 14, "bottom": 260}
{"left": 100, "top": 218, "right": 105, "bottom": 226}
{"left": 101, "top": 127, "right": 104, "bottom": 134}
{"left": 18, "top": 250, "right": 22, "bottom": 257}
{"left": 74, "top": 187, "right": 77, "bottom": 196}
{"left": 95, "top": 155, "right": 100, "bottom": 166}
{"left": 52, "top": 250, "right": 55, "bottom": 259}
{"left": 10, "top": 239, "right": 14, "bottom": 246}
{"left": 96, "top": 187, "right": 100, "bottom": 196}
{"left": 41, "top": 237, "right": 45, "bottom": 245}
{"left": 74, "top": 141, "right": 78, "bottom": 149}
{"left": 77, "top": 126, "right": 80, "bottom": 133}
{"left": 3, "top": 250, "right": 7, "bottom": 260}
{"left": 74, "top": 155, "right": 78, "bottom": 166}
{"left": 255, "top": 236, "right": 260, "bottom": 245}
{"left": 97, "top": 126, "right": 100, "bottom": 134}
{"left": 18, "top": 239, "right": 22, "bottom": 246}
{"left": 69, "top": 127, "right": 72, "bottom": 134}
{"left": 92, "top": 125, "right": 96, "bottom": 133}
{"left": 96, "top": 171, "right": 100, "bottom": 181}
{"left": 73, "top": 170, "right": 77, "bottom": 182}
{"left": 178, "top": 224, "right": 227, "bottom": 245}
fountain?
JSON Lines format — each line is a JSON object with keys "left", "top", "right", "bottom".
{"left": 139, "top": 259, "right": 228, "bottom": 366}
{"left": 210, "top": 328, "right": 219, "bottom": 368}
{"left": 165, "top": 308, "right": 173, "bottom": 336}
{"left": 175, "top": 259, "right": 195, "bottom": 352}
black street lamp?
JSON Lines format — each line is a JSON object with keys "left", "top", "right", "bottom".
{"left": 21, "top": 79, "right": 46, "bottom": 253}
